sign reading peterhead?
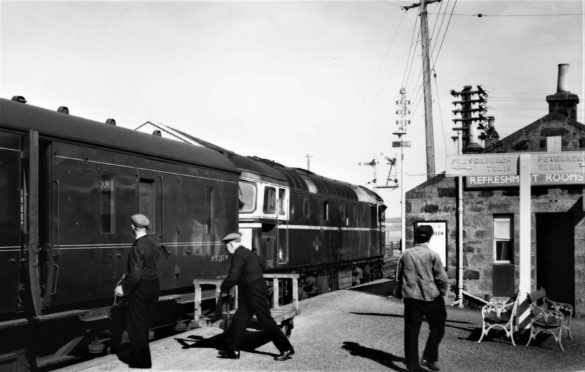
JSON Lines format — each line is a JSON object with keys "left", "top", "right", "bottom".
{"left": 446, "top": 154, "right": 518, "bottom": 177}
{"left": 531, "top": 151, "right": 585, "bottom": 174}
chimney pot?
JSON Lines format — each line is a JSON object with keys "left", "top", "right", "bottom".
{"left": 557, "top": 64, "right": 570, "bottom": 92}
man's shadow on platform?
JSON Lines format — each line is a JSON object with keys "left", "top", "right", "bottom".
{"left": 342, "top": 341, "right": 407, "bottom": 371}
{"left": 174, "top": 329, "right": 276, "bottom": 357}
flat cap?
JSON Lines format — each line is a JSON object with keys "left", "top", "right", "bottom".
{"left": 222, "top": 232, "right": 242, "bottom": 243}
{"left": 414, "top": 224, "right": 434, "bottom": 239}
{"left": 130, "top": 214, "right": 150, "bottom": 228}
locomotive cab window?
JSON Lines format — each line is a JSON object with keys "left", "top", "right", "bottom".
{"left": 100, "top": 175, "right": 115, "bottom": 233}
{"left": 263, "top": 186, "right": 276, "bottom": 214}
{"left": 238, "top": 181, "right": 256, "bottom": 213}
{"left": 494, "top": 215, "right": 513, "bottom": 263}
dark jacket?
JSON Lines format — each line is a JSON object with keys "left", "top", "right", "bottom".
{"left": 395, "top": 243, "right": 449, "bottom": 301}
{"left": 121, "top": 235, "right": 161, "bottom": 294}
{"left": 221, "top": 245, "right": 263, "bottom": 293}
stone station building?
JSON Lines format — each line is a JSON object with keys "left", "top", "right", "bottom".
{"left": 405, "top": 64, "right": 585, "bottom": 316}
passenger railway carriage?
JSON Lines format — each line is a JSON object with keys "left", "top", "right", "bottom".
{"left": 0, "top": 97, "right": 240, "bottom": 368}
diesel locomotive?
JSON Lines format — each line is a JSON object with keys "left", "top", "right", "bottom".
{"left": 0, "top": 97, "right": 386, "bottom": 369}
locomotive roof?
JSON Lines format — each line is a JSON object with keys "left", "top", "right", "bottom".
{"left": 251, "top": 156, "right": 376, "bottom": 201}
{"left": 0, "top": 98, "right": 239, "bottom": 174}
{"left": 229, "top": 154, "right": 288, "bottom": 185}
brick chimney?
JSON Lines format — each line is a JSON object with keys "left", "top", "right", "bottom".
{"left": 546, "top": 64, "right": 579, "bottom": 120}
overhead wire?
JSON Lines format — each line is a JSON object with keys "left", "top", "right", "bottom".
{"left": 360, "top": 11, "right": 407, "bottom": 110}
{"left": 428, "top": 12, "right": 584, "bottom": 17}
{"left": 401, "top": 14, "right": 420, "bottom": 89}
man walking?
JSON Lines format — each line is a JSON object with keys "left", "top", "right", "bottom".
{"left": 394, "top": 225, "right": 449, "bottom": 372}
{"left": 218, "top": 232, "right": 295, "bottom": 361}
{"left": 115, "top": 214, "right": 161, "bottom": 369}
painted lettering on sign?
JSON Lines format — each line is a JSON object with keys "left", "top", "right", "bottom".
{"left": 466, "top": 172, "right": 584, "bottom": 188}
{"left": 446, "top": 154, "right": 518, "bottom": 176}
{"left": 532, "top": 151, "right": 585, "bottom": 174}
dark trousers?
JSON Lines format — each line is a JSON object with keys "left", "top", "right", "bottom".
{"left": 225, "top": 279, "right": 292, "bottom": 353}
{"left": 126, "top": 279, "right": 159, "bottom": 368}
{"left": 404, "top": 296, "right": 446, "bottom": 369}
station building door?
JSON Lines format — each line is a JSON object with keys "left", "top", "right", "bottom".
{"left": 536, "top": 212, "right": 574, "bottom": 307}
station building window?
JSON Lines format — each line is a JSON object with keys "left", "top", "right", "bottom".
{"left": 239, "top": 181, "right": 256, "bottom": 213}
{"left": 264, "top": 186, "right": 276, "bottom": 214}
{"left": 100, "top": 175, "right": 115, "bottom": 233}
{"left": 494, "top": 215, "right": 513, "bottom": 263}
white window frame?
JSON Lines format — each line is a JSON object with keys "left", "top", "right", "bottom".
{"left": 493, "top": 215, "right": 513, "bottom": 264}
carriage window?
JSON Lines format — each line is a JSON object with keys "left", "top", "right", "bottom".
{"left": 278, "top": 188, "right": 286, "bottom": 215}
{"left": 100, "top": 175, "right": 115, "bottom": 233}
{"left": 139, "top": 179, "right": 156, "bottom": 233}
{"left": 239, "top": 181, "right": 256, "bottom": 213}
{"left": 494, "top": 215, "right": 513, "bottom": 263}
{"left": 303, "top": 198, "right": 310, "bottom": 217}
{"left": 206, "top": 187, "right": 215, "bottom": 234}
{"left": 354, "top": 206, "right": 360, "bottom": 225}
{"left": 264, "top": 186, "right": 276, "bottom": 214}
{"left": 323, "top": 201, "right": 329, "bottom": 221}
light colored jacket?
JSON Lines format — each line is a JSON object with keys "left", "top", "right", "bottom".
{"left": 395, "top": 243, "right": 449, "bottom": 301}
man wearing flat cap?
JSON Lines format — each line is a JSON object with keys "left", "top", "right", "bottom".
{"left": 394, "top": 224, "right": 449, "bottom": 372}
{"left": 218, "top": 232, "right": 295, "bottom": 361}
{"left": 115, "top": 213, "right": 161, "bottom": 369}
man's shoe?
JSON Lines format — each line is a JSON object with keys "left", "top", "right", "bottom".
{"left": 420, "top": 359, "right": 440, "bottom": 371}
{"left": 274, "top": 348, "right": 295, "bottom": 361}
{"left": 218, "top": 349, "right": 240, "bottom": 359}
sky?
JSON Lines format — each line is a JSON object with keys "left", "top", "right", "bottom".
{"left": 1, "top": 0, "right": 583, "bottom": 217}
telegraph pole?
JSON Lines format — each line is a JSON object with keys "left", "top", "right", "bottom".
{"left": 403, "top": 0, "right": 440, "bottom": 179}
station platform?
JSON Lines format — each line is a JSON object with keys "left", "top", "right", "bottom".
{"left": 58, "top": 279, "right": 585, "bottom": 371}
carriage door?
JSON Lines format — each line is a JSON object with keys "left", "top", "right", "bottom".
{"left": 0, "top": 131, "right": 26, "bottom": 313}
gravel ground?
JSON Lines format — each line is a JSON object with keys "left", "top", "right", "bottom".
{"left": 61, "top": 280, "right": 585, "bottom": 372}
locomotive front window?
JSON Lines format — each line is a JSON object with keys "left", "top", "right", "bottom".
{"left": 238, "top": 181, "right": 256, "bottom": 213}
{"left": 264, "top": 186, "right": 276, "bottom": 214}
{"left": 100, "top": 175, "right": 115, "bottom": 233}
